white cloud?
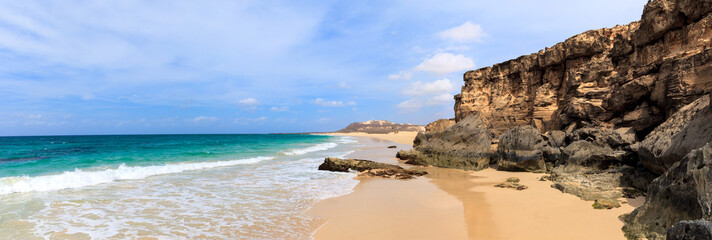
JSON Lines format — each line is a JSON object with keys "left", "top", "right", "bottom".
{"left": 388, "top": 71, "right": 413, "bottom": 80}
{"left": 438, "top": 21, "right": 487, "bottom": 43}
{"left": 312, "top": 98, "right": 356, "bottom": 107}
{"left": 396, "top": 99, "right": 423, "bottom": 112}
{"left": 402, "top": 79, "right": 455, "bottom": 96}
{"left": 427, "top": 93, "right": 454, "bottom": 106}
{"left": 188, "top": 116, "right": 218, "bottom": 123}
{"left": 414, "top": 53, "right": 475, "bottom": 75}
{"left": 270, "top": 106, "right": 290, "bottom": 112}
{"left": 238, "top": 97, "right": 259, "bottom": 105}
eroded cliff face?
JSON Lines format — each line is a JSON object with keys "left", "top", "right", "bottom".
{"left": 454, "top": 0, "right": 712, "bottom": 137}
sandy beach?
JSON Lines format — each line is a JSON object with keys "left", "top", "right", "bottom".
{"left": 319, "top": 131, "right": 419, "bottom": 145}
{"left": 308, "top": 132, "right": 643, "bottom": 240}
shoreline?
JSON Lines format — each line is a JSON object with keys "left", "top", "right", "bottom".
{"left": 308, "top": 132, "right": 642, "bottom": 239}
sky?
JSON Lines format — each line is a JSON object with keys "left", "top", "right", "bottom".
{"left": 0, "top": 0, "right": 648, "bottom": 136}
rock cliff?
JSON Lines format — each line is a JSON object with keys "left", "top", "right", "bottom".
{"left": 406, "top": 0, "right": 712, "bottom": 238}
{"left": 454, "top": 0, "right": 712, "bottom": 137}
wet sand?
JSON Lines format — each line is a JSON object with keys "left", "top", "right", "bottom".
{"left": 308, "top": 135, "right": 642, "bottom": 240}
{"left": 307, "top": 139, "right": 468, "bottom": 239}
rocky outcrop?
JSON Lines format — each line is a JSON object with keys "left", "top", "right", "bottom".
{"left": 559, "top": 141, "right": 623, "bottom": 170}
{"left": 424, "top": 118, "right": 456, "bottom": 133}
{"left": 318, "top": 157, "right": 401, "bottom": 172}
{"left": 666, "top": 220, "right": 712, "bottom": 240}
{"left": 336, "top": 120, "right": 425, "bottom": 134}
{"left": 550, "top": 127, "right": 639, "bottom": 171}
{"left": 454, "top": 0, "right": 712, "bottom": 137}
{"left": 623, "top": 143, "right": 712, "bottom": 240}
{"left": 318, "top": 158, "right": 427, "bottom": 179}
{"left": 496, "top": 126, "right": 548, "bottom": 172}
{"left": 639, "top": 93, "right": 712, "bottom": 174}
{"left": 396, "top": 113, "right": 492, "bottom": 171}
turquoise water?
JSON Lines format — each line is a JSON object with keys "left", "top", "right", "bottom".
{"left": 0, "top": 134, "right": 331, "bottom": 178}
{"left": 0, "top": 134, "right": 361, "bottom": 239}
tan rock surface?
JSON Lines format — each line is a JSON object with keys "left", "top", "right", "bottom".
{"left": 454, "top": 0, "right": 712, "bottom": 136}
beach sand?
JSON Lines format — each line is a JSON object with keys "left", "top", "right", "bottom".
{"left": 307, "top": 133, "right": 643, "bottom": 240}
{"left": 319, "top": 131, "right": 419, "bottom": 145}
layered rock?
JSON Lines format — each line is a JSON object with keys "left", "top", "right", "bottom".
{"left": 639, "top": 93, "right": 712, "bottom": 174}
{"left": 336, "top": 120, "right": 425, "bottom": 134}
{"left": 623, "top": 143, "right": 712, "bottom": 239}
{"left": 396, "top": 113, "right": 492, "bottom": 171}
{"left": 454, "top": 0, "right": 712, "bottom": 137}
{"left": 424, "top": 118, "right": 455, "bottom": 133}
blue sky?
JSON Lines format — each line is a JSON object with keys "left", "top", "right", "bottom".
{"left": 0, "top": 0, "right": 647, "bottom": 135}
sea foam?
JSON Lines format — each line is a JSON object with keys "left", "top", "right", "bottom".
{"left": 282, "top": 142, "right": 338, "bottom": 156}
{"left": 0, "top": 156, "right": 273, "bottom": 195}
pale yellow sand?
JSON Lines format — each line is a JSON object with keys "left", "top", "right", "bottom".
{"left": 318, "top": 131, "right": 418, "bottom": 145}
{"left": 308, "top": 135, "right": 642, "bottom": 240}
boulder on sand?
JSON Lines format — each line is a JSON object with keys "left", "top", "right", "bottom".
{"left": 496, "top": 125, "right": 548, "bottom": 172}
{"left": 397, "top": 113, "right": 493, "bottom": 171}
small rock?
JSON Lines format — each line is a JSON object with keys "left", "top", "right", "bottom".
{"left": 539, "top": 175, "right": 553, "bottom": 181}
{"left": 495, "top": 179, "right": 528, "bottom": 190}
{"left": 592, "top": 199, "right": 621, "bottom": 209}
{"left": 506, "top": 177, "right": 520, "bottom": 183}
{"left": 387, "top": 145, "right": 397, "bottom": 149}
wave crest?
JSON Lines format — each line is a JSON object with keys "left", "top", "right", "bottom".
{"left": 282, "top": 142, "right": 338, "bottom": 156}
{"left": 0, "top": 156, "right": 273, "bottom": 195}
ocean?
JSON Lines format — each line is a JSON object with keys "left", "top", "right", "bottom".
{"left": 0, "top": 134, "right": 360, "bottom": 239}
